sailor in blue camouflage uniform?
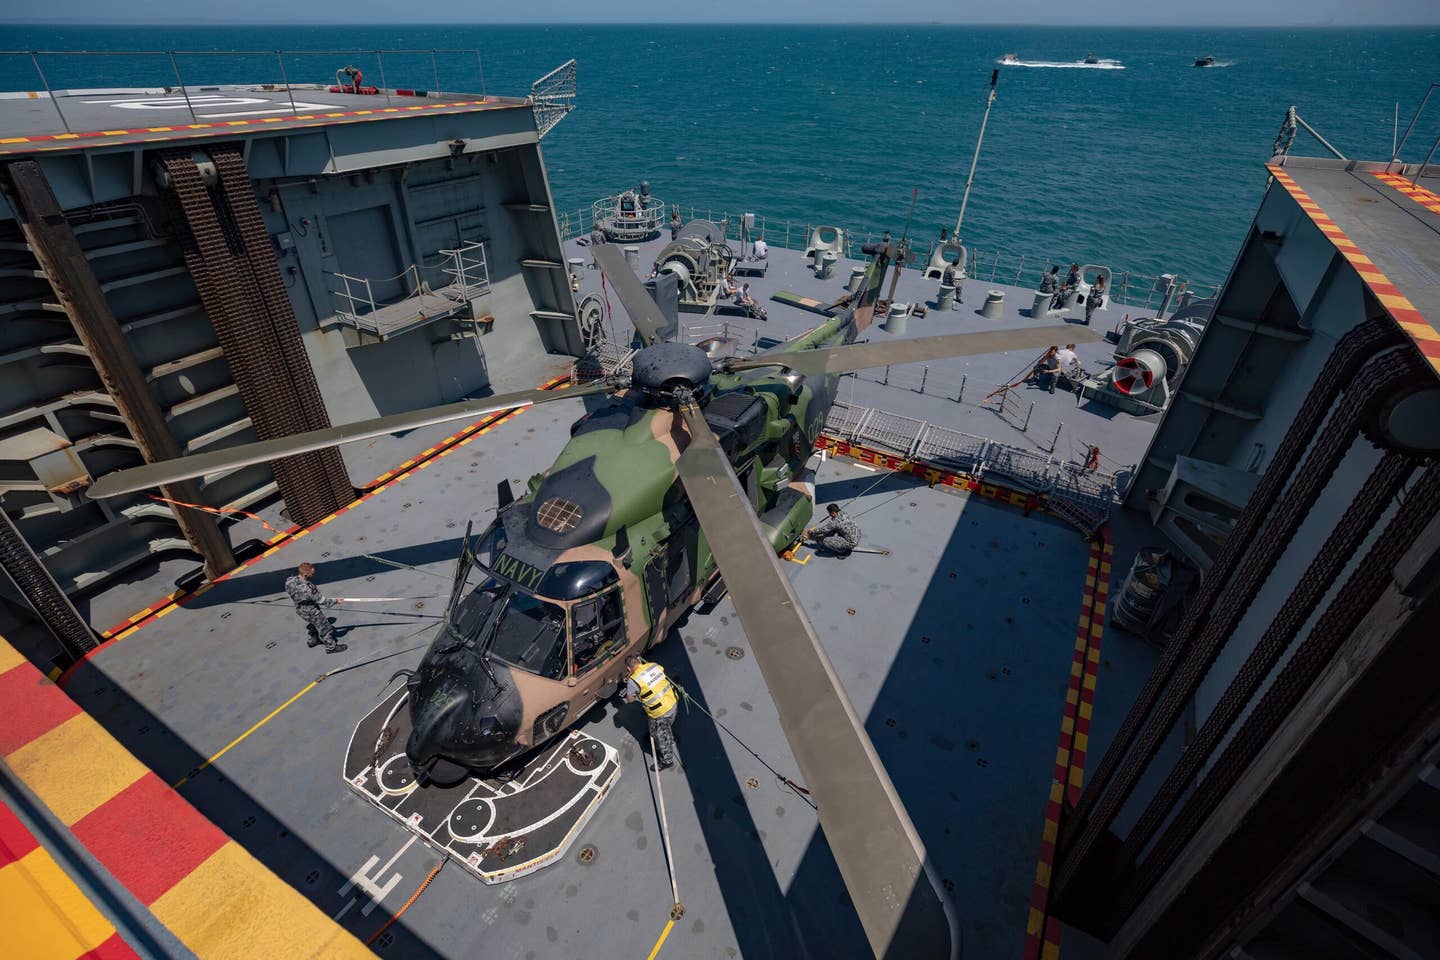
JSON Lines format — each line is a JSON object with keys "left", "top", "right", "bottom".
{"left": 285, "top": 562, "right": 346, "bottom": 654}
{"left": 807, "top": 503, "right": 862, "bottom": 557}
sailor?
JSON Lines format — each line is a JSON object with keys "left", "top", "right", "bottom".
{"left": 719, "top": 272, "right": 740, "bottom": 299}
{"left": 1084, "top": 274, "right": 1106, "bottom": 325}
{"left": 738, "top": 282, "right": 768, "bottom": 321}
{"left": 1056, "top": 343, "right": 1085, "bottom": 389}
{"left": 807, "top": 503, "right": 861, "bottom": 557}
{"left": 1038, "top": 265, "right": 1060, "bottom": 295}
{"left": 285, "top": 562, "right": 347, "bottom": 655}
{"left": 622, "top": 654, "right": 679, "bottom": 770}
{"left": 1053, "top": 262, "right": 1081, "bottom": 310}
{"left": 669, "top": 209, "right": 682, "bottom": 240}
{"left": 1032, "top": 345, "right": 1061, "bottom": 393}
{"left": 752, "top": 235, "right": 768, "bottom": 260}
{"left": 590, "top": 220, "right": 606, "bottom": 247}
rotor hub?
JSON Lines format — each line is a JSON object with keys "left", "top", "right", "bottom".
{"left": 631, "top": 341, "right": 712, "bottom": 395}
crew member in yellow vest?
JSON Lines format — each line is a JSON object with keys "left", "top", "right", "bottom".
{"left": 622, "top": 654, "right": 679, "bottom": 770}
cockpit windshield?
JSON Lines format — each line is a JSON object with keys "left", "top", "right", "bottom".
{"left": 488, "top": 592, "right": 567, "bottom": 679}
{"left": 443, "top": 521, "right": 567, "bottom": 680}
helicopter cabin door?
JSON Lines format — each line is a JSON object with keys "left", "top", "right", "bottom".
{"left": 643, "top": 522, "right": 698, "bottom": 644}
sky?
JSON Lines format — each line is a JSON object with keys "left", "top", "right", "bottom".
{"left": 3, "top": 0, "right": 1439, "bottom": 26}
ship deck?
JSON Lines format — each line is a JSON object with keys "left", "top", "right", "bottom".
{"left": 0, "top": 85, "right": 530, "bottom": 155}
{"left": 7, "top": 239, "right": 1181, "bottom": 959}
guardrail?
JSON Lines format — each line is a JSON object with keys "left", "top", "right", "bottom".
{"left": 0, "top": 48, "right": 491, "bottom": 132}
{"left": 823, "top": 399, "right": 1130, "bottom": 521}
{"left": 556, "top": 201, "right": 1222, "bottom": 311}
{"left": 325, "top": 241, "right": 490, "bottom": 332}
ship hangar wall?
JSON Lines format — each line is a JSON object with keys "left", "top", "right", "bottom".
{"left": 0, "top": 103, "right": 579, "bottom": 605}
{"left": 1125, "top": 178, "right": 1390, "bottom": 724}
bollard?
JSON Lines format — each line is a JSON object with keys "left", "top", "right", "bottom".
{"left": 819, "top": 251, "right": 838, "bottom": 279}
{"left": 919, "top": 366, "right": 928, "bottom": 394}
{"left": 623, "top": 245, "right": 640, "bottom": 270}
{"left": 1023, "top": 400, "right": 1034, "bottom": 432}
{"left": 849, "top": 266, "right": 866, "bottom": 294}
{"left": 937, "top": 284, "right": 956, "bottom": 311}
{"left": 1050, "top": 421, "right": 1062, "bottom": 454}
{"left": 981, "top": 289, "right": 1005, "bottom": 320}
{"left": 1031, "top": 290, "right": 1051, "bottom": 319}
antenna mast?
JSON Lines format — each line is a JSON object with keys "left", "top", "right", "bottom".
{"left": 953, "top": 70, "right": 999, "bottom": 242}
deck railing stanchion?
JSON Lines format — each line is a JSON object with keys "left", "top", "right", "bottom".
{"left": 430, "top": 50, "right": 441, "bottom": 96}
{"left": 28, "top": 52, "right": 70, "bottom": 133}
{"left": 376, "top": 50, "right": 392, "bottom": 105}
{"left": 475, "top": 49, "right": 487, "bottom": 99}
{"left": 919, "top": 366, "right": 928, "bottom": 395}
{"left": 273, "top": 52, "right": 299, "bottom": 115}
{"left": 168, "top": 52, "right": 199, "bottom": 123}
{"left": 1022, "top": 400, "right": 1033, "bottom": 433}
{"left": 883, "top": 365, "right": 890, "bottom": 386}
{"left": 956, "top": 375, "right": 966, "bottom": 403}
{"left": 1050, "top": 421, "right": 1062, "bottom": 454}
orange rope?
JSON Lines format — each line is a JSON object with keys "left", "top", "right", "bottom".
{"left": 364, "top": 858, "right": 446, "bottom": 946}
{"left": 147, "top": 494, "right": 287, "bottom": 534}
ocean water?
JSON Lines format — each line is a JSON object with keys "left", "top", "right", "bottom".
{"left": 4, "top": 24, "right": 1438, "bottom": 284}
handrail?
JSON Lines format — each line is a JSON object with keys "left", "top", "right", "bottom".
{"left": 556, "top": 199, "right": 1222, "bottom": 309}
{"left": 3, "top": 48, "right": 492, "bottom": 128}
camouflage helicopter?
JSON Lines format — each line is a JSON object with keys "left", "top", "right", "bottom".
{"left": 89, "top": 239, "right": 1093, "bottom": 957}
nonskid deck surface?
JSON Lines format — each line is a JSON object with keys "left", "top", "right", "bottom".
{"left": 566, "top": 234, "right": 1159, "bottom": 475}
{"left": 54, "top": 361, "right": 1163, "bottom": 958}
{"left": 0, "top": 86, "right": 531, "bottom": 153}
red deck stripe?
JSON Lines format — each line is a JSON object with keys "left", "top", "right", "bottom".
{"left": 0, "top": 801, "right": 40, "bottom": 866}
{"left": 71, "top": 772, "right": 229, "bottom": 905}
{"left": 0, "top": 661, "right": 81, "bottom": 753}
{"left": 80, "top": 931, "right": 144, "bottom": 960}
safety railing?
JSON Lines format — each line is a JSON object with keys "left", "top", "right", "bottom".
{"left": 0, "top": 48, "right": 493, "bottom": 134}
{"left": 325, "top": 241, "right": 490, "bottom": 332}
{"left": 530, "top": 59, "right": 576, "bottom": 139}
{"left": 555, "top": 199, "right": 1222, "bottom": 311}
{"left": 823, "top": 399, "right": 1130, "bottom": 514}
{"left": 591, "top": 194, "right": 666, "bottom": 240}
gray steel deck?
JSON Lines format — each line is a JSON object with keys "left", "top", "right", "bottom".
{"left": 0, "top": 86, "right": 529, "bottom": 154}
{"left": 13, "top": 240, "right": 1178, "bottom": 959}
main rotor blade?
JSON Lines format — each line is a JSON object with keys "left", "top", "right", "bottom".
{"left": 591, "top": 243, "right": 666, "bottom": 346}
{"left": 86, "top": 382, "right": 611, "bottom": 500}
{"left": 674, "top": 405, "right": 957, "bottom": 960}
{"left": 733, "top": 325, "right": 1101, "bottom": 376}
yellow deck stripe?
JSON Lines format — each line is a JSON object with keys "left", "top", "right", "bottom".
{"left": 173, "top": 680, "right": 319, "bottom": 788}
{"left": 6, "top": 713, "right": 146, "bottom": 825}
{"left": 0, "top": 847, "right": 117, "bottom": 959}
{"left": 645, "top": 918, "right": 678, "bottom": 960}
{"left": 151, "top": 841, "right": 372, "bottom": 959}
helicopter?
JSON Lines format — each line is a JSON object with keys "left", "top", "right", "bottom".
{"left": 88, "top": 238, "right": 1097, "bottom": 958}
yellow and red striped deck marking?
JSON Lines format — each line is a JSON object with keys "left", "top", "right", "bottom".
{"left": 814, "top": 436, "right": 1044, "bottom": 515}
{"left": 0, "top": 95, "right": 521, "bottom": 154}
{"left": 62, "top": 375, "right": 571, "bottom": 683}
{"left": 1022, "top": 527, "right": 1113, "bottom": 960}
{"left": 0, "top": 798, "right": 142, "bottom": 960}
{"left": 0, "top": 634, "right": 370, "bottom": 959}
{"left": 1372, "top": 171, "right": 1440, "bottom": 216}
{"left": 1267, "top": 165, "right": 1440, "bottom": 374}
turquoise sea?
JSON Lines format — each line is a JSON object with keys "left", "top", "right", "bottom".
{"left": 3, "top": 24, "right": 1438, "bottom": 285}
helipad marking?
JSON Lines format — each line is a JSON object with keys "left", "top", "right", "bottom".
{"left": 0, "top": 95, "right": 511, "bottom": 153}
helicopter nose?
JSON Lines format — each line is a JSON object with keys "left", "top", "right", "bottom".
{"left": 404, "top": 671, "right": 522, "bottom": 778}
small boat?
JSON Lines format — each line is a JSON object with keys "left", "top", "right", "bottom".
{"left": 1001, "top": 53, "right": 1019, "bottom": 64}
{"left": 1194, "top": 55, "right": 1217, "bottom": 67}
{"left": 1083, "top": 53, "right": 1100, "bottom": 65}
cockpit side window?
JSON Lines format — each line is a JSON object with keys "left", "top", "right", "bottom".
{"left": 489, "top": 592, "right": 568, "bottom": 680}
{"left": 570, "top": 588, "right": 626, "bottom": 674}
